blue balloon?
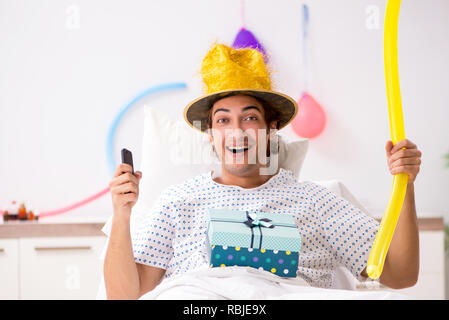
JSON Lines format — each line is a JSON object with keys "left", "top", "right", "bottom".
{"left": 106, "top": 82, "right": 187, "bottom": 176}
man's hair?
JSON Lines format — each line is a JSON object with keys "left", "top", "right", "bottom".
{"left": 206, "top": 95, "right": 281, "bottom": 130}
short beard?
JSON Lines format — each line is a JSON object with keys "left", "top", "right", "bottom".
{"left": 222, "top": 161, "right": 260, "bottom": 177}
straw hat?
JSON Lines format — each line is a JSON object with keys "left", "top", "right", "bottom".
{"left": 184, "top": 43, "right": 298, "bottom": 133}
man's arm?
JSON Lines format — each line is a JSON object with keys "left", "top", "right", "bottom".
{"left": 362, "top": 183, "right": 419, "bottom": 288}
{"left": 380, "top": 182, "right": 419, "bottom": 288}
{"left": 362, "top": 139, "right": 421, "bottom": 289}
{"left": 104, "top": 214, "right": 140, "bottom": 299}
{"left": 105, "top": 164, "right": 166, "bottom": 299}
{"left": 104, "top": 214, "right": 166, "bottom": 299}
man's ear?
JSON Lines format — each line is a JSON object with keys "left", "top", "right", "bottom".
{"left": 266, "top": 121, "right": 278, "bottom": 141}
{"left": 209, "top": 132, "right": 213, "bottom": 144}
{"left": 266, "top": 121, "right": 279, "bottom": 157}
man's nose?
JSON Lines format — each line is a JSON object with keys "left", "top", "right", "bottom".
{"left": 225, "top": 128, "right": 249, "bottom": 145}
{"left": 229, "top": 117, "right": 244, "bottom": 131}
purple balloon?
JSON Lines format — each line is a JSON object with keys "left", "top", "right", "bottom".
{"left": 232, "top": 27, "right": 268, "bottom": 62}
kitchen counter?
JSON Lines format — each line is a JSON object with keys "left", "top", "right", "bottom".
{"left": 0, "top": 220, "right": 107, "bottom": 238}
{"left": 0, "top": 217, "right": 443, "bottom": 238}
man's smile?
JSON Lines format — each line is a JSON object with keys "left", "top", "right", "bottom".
{"left": 225, "top": 146, "right": 250, "bottom": 154}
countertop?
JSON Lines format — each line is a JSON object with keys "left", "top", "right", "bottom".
{"left": 0, "top": 217, "right": 107, "bottom": 238}
{"left": 0, "top": 216, "right": 444, "bottom": 239}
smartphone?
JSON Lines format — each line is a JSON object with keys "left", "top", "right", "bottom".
{"left": 121, "top": 148, "right": 134, "bottom": 174}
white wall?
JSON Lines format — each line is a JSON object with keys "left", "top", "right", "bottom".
{"left": 0, "top": 0, "right": 448, "bottom": 221}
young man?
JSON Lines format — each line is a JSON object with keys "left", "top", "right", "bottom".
{"left": 104, "top": 44, "right": 422, "bottom": 299}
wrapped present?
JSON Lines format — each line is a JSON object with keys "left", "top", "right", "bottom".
{"left": 206, "top": 208, "right": 301, "bottom": 277}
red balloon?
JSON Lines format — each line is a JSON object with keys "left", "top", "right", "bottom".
{"left": 291, "top": 92, "right": 326, "bottom": 138}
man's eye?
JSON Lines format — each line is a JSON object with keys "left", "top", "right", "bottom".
{"left": 217, "top": 118, "right": 228, "bottom": 124}
{"left": 245, "top": 116, "right": 258, "bottom": 121}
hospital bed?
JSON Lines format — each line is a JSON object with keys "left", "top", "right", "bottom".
{"left": 95, "top": 106, "right": 411, "bottom": 299}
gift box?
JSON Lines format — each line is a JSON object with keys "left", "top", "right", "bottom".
{"left": 206, "top": 208, "right": 302, "bottom": 277}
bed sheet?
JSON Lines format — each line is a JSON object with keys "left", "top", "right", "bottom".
{"left": 140, "top": 266, "right": 410, "bottom": 300}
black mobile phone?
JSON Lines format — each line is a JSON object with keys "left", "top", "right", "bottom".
{"left": 121, "top": 148, "right": 134, "bottom": 174}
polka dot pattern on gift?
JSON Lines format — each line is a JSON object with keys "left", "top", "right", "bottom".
{"left": 131, "top": 168, "right": 379, "bottom": 288}
{"left": 209, "top": 245, "right": 299, "bottom": 277}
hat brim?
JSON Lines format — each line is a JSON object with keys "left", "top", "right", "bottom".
{"left": 184, "top": 89, "right": 298, "bottom": 133}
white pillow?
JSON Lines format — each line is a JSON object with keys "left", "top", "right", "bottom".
{"left": 102, "top": 106, "right": 308, "bottom": 237}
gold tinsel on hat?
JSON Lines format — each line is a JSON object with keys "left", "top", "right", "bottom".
{"left": 185, "top": 42, "right": 297, "bottom": 133}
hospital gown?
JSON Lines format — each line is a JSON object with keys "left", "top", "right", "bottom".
{"left": 131, "top": 168, "right": 379, "bottom": 288}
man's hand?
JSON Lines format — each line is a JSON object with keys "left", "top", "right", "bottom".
{"left": 109, "top": 164, "right": 143, "bottom": 218}
{"left": 385, "top": 139, "right": 422, "bottom": 185}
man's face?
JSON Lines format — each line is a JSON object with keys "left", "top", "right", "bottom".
{"left": 208, "top": 94, "right": 275, "bottom": 176}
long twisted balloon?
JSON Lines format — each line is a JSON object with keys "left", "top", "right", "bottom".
{"left": 366, "top": 0, "right": 409, "bottom": 280}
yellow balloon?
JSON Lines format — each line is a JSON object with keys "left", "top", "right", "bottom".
{"left": 366, "top": 0, "right": 409, "bottom": 280}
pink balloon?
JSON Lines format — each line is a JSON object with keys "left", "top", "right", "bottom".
{"left": 291, "top": 92, "right": 326, "bottom": 138}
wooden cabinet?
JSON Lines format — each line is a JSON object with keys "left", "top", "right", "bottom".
{"left": 0, "top": 222, "right": 107, "bottom": 300}
{"left": 19, "top": 236, "right": 106, "bottom": 299}
{"left": 0, "top": 239, "right": 19, "bottom": 299}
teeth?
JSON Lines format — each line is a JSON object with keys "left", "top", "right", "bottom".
{"left": 226, "top": 146, "right": 249, "bottom": 153}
